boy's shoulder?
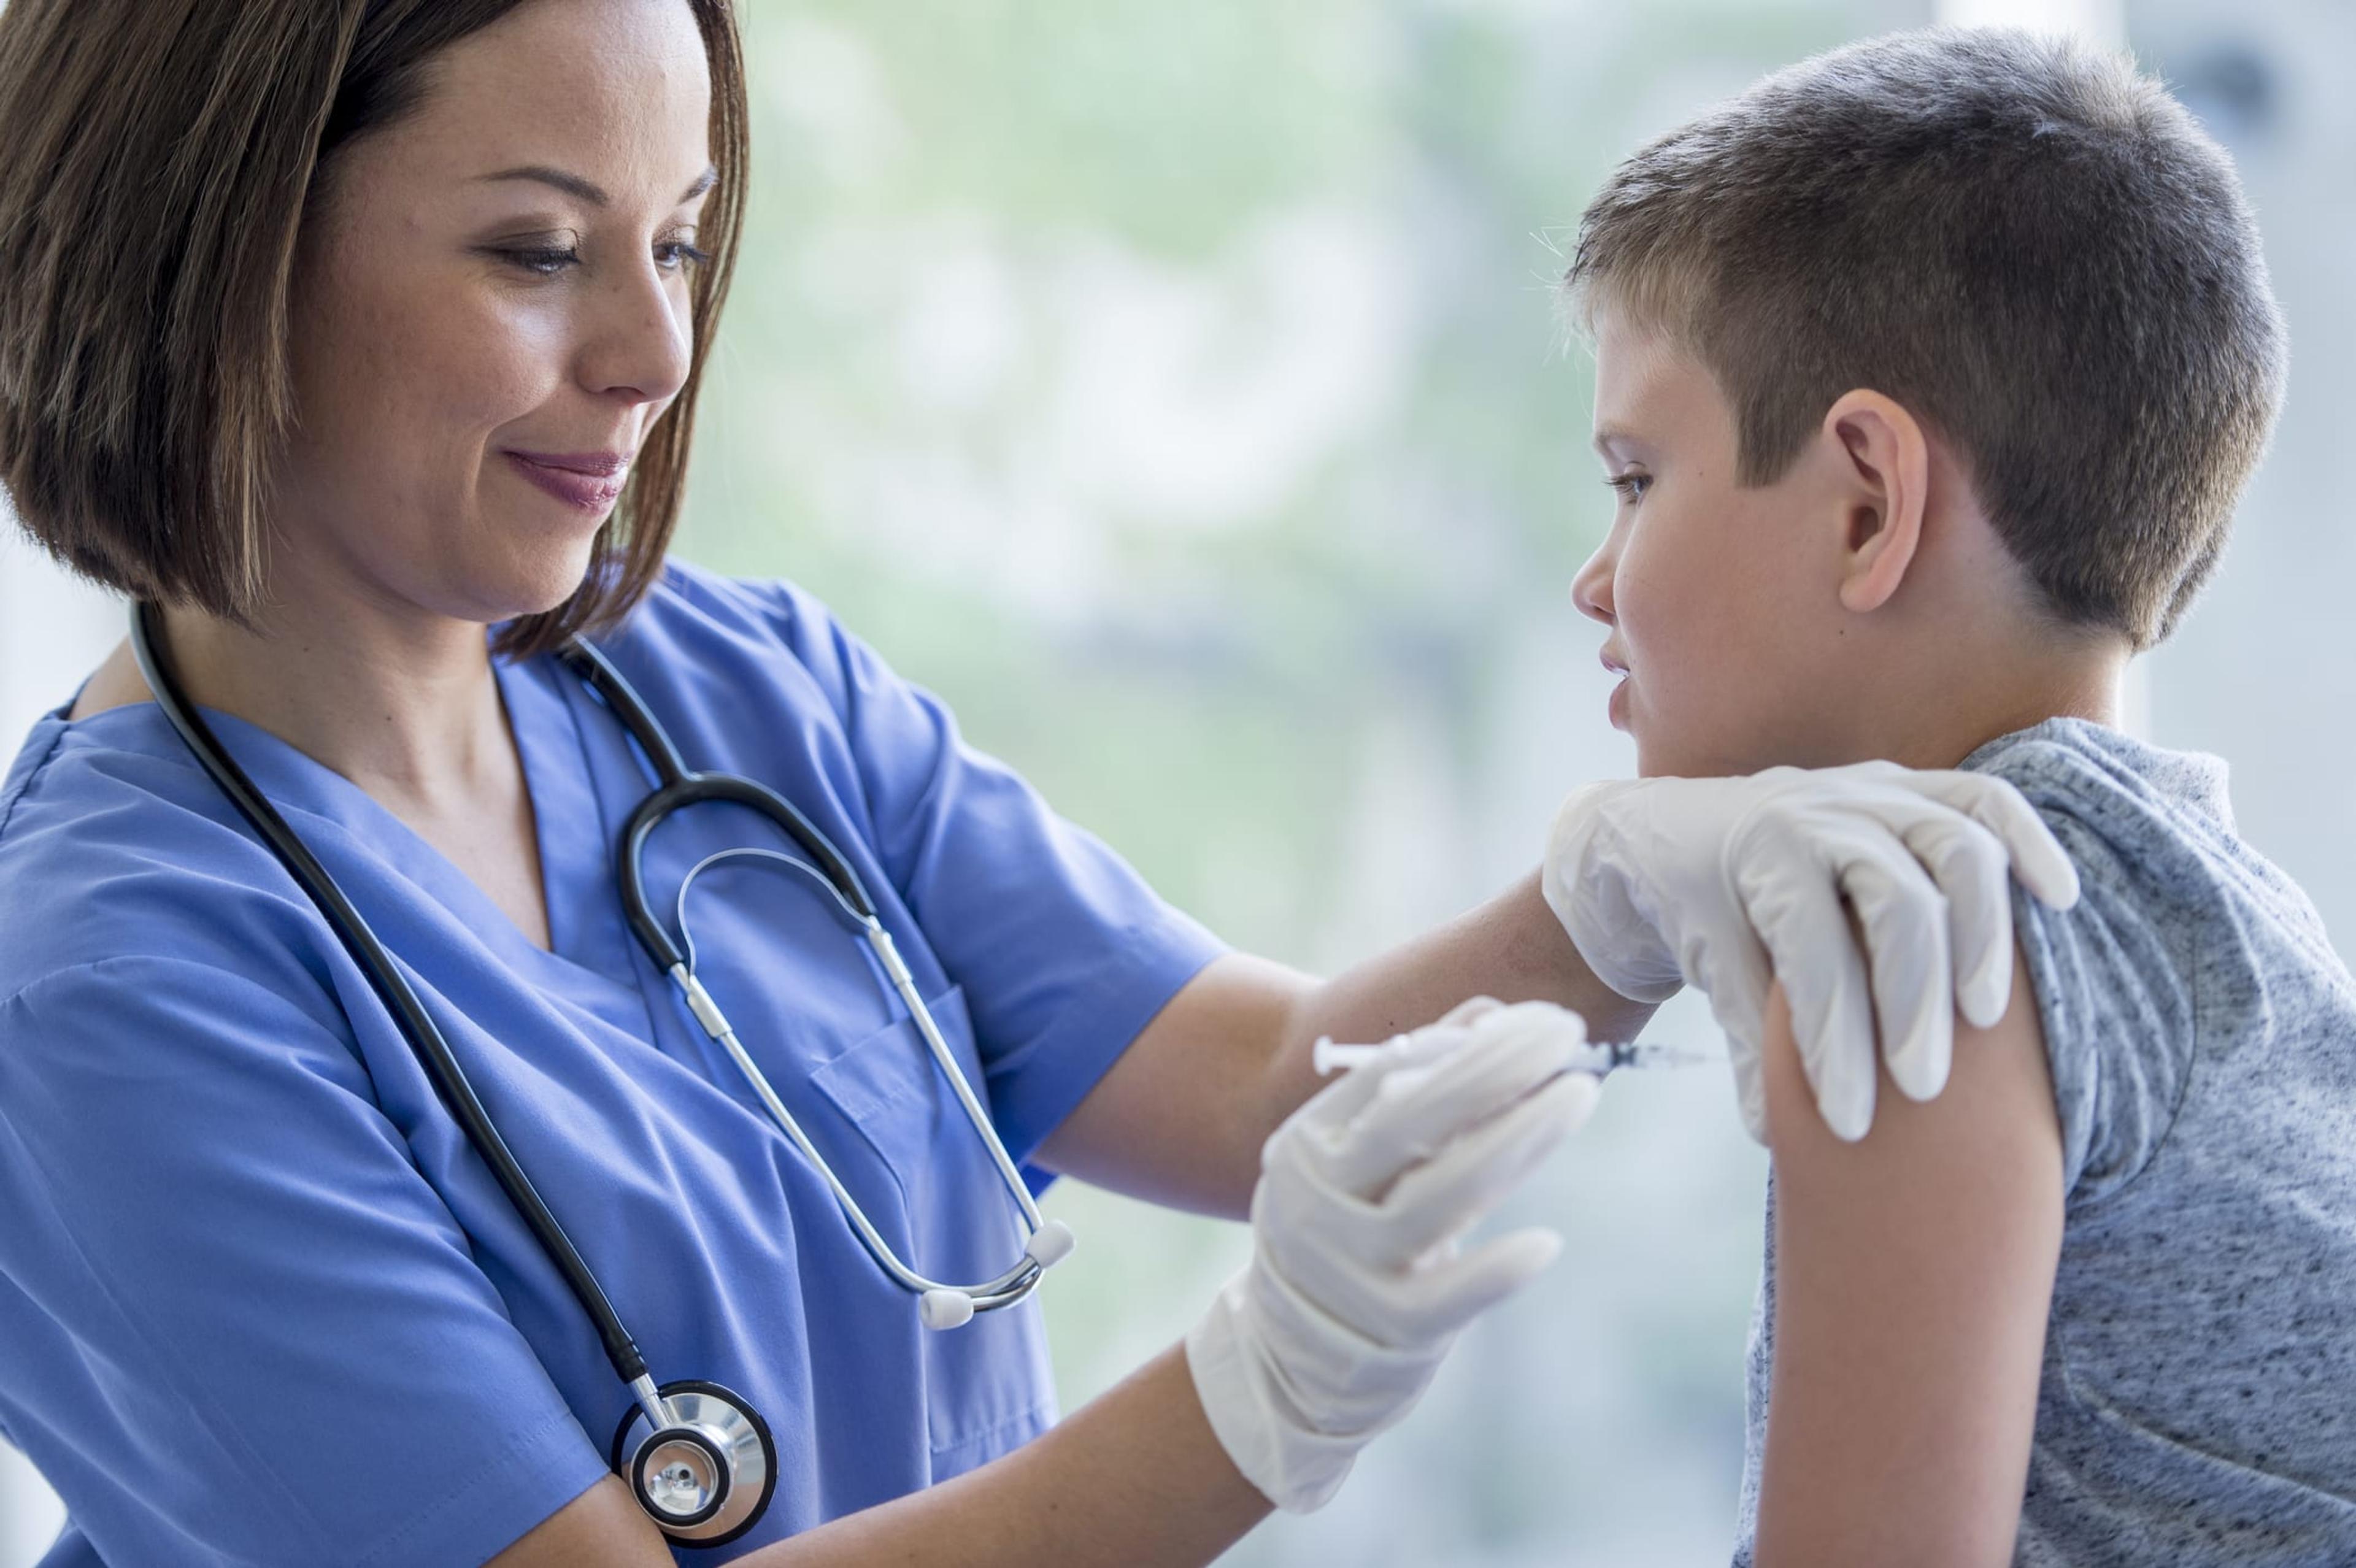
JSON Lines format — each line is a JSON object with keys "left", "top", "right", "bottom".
{"left": 1964, "top": 717, "right": 2234, "bottom": 852}
{"left": 1963, "top": 716, "right": 2328, "bottom": 956}
{"left": 1961, "top": 717, "right": 2350, "bottom": 1203}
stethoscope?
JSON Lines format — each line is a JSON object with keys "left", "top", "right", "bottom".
{"left": 126, "top": 602, "right": 1075, "bottom": 1548}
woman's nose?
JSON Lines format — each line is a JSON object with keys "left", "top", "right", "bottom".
{"left": 582, "top": 264, "right": 695, "bottom": 410}
{"left": 1571, "top": 539, "right": 1618, "bottom": 626}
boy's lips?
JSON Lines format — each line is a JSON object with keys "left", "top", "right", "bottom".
{"left": 1600, "top": 646, "right": 1631, "bottom": 731}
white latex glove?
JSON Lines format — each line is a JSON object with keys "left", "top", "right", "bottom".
{"left": 1185, "top": 998, "right": 1596, "bottom": 1513}
{"left": 1541, "top": 761, "right": 2080, "bottom": 1143}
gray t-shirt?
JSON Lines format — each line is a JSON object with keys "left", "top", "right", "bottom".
{"left": 1734, "top": 718, "right": 2356, "bottom": 1565}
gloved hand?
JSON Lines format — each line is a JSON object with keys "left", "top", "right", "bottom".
{"left": 1185, "top": 998, "right": 1595, "bottom": 1513}
{"left": 1541, "top": 761, "right": 2080, "bottom": 1143}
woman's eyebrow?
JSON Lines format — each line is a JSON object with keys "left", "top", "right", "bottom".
{"left": 475, "top": 163, "right": 720, "bottom": 207}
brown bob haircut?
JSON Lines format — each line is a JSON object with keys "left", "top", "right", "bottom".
{"left": 1567, "top": 28, "right": 2287, "bottom": 649}
{"left": 0, "top": 0, "right": 749, "bottom": 659}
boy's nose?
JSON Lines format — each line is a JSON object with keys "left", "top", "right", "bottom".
{"left": 1571, "top": 544, "right": 1617, "bottom": 626}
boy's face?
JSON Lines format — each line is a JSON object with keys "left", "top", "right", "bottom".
{"left": 1572, "top": 310, "right": 1859, "bottom": 778}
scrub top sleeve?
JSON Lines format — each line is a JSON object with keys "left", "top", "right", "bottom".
{"left": 0, "top": 957, "right": 610, "bottom": 1568}
{"left": 753, "top": 581, "right": 1228, "bottom": 1163}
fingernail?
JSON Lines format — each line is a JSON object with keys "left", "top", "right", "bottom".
{"left": 1827, "top": 1076, "right": 1873, "bottom": 1142}
{"left": 1962, "top": 937, "right": 2011, "bottom": 1024}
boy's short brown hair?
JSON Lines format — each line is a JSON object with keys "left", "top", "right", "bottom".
{"left": 1568, "top": 27, "right": 2285, "bottom": 648}
{"left": 0, "top": 0, "right": 749, "bottom": 659}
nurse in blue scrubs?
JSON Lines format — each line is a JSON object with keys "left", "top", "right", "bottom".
{"left": 0, "top": 2, "right": 2071, "bottom": 1565}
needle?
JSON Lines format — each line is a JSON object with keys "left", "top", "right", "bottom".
{"left": 1311, "top": 1035, "right": 1711, "bottom": 1080}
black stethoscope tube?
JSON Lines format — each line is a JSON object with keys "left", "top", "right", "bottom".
{"left": 127, "top": 602, "right": 656, "bottom": 1389}
{"left": 552, "top": 640, "right": 878, "bottom": 967}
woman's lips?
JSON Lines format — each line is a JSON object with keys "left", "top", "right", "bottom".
{"left": 505, "top": 452, "right": 627, "bottom": 514}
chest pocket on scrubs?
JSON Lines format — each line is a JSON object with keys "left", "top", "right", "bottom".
{"left": 805, "top": 982, "right": 979, "bottom": 1216}
{"left": 807, "top": 985, "right": 1060, "bottom": 1467}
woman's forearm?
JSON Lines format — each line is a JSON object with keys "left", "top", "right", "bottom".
{"left": 1280, "top": 870, "right": 1657, "bottom": 1079}
{"left": 758, "top": 1346, "right": 1267, "bottom": 1566}
{"left": 499, "top": 1348, "right": 1267, "bottom": 1567}
{"left": 1040, "top": 869, "right": 1653, "bottom": 1218}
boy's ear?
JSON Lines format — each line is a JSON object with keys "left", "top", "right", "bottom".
{"left": 1822, "top": 390, "right": 1931, "bottom": 615}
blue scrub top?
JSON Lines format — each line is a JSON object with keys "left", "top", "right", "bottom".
{"left": 0, "top": 559, "right": 1225, "bottom": 1567}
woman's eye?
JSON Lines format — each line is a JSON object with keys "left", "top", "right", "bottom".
{"left": 1604, "top": 471, "right": 1652, "bottom": 505}
{"left": 498, "top": 245, "right": 581, "bottom": 277}
{"left": 487, "top": 240, "right": 708, "bottom": 277}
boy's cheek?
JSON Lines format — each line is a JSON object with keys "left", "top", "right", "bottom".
{"left": 1623, "top": 591, "right": 1806, "bottom": 776}
{"left": 1616, "top": 565, "right": 1718, "bottom": 772}
{"left": 1628, "top": 641, "right": 1758, "bottom": 777}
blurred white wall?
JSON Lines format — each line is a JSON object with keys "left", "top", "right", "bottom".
{"left": 0, "top": 513, "right": 117, "bottom": 747}
{"left": 1941, "top": 0, "right": 2126, "bottom": 39}
{"left": 2135, "top": 0, "right": 2356, "bottom": 947}
{"left": 0, "top": 1449, "right": 60, "bottom": 1568}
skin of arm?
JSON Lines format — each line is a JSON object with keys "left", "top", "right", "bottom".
{"left": 493, "top": 1347, "right": 1267, "bottom": 1567}
{"left": 1034, "top": 870, "right": 1658, "bottom": 1219}
{"left": 1752, "top": 948, "right": 2064, "bottom": 1568}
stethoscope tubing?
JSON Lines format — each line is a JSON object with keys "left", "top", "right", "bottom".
{"left": 553, "top": 637, "right": 1051, "bottom": 1255}
{"left": 127, "top": 602, "right": 658, "bottom": 1388}
{"left": 128, "top": 601, "right": 1058, "bottom": 1385}
{"left": 666, "top": 956, "right": 1044, "bottom": 1301}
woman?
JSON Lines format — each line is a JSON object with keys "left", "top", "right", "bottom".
{"left": 0, "top": 1, "right": 2071, "bottom": 1563}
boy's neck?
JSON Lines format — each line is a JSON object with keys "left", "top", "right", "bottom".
{"left": 1833, "top": 626, "right": 2131, "bottom": 773}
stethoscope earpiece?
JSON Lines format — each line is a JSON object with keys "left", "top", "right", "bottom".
{"left": 612, "top": 1380, "right": 777, "bottom": 1547}
{"left": 919, "top": 1288, "right": 976, "bottom": 1331}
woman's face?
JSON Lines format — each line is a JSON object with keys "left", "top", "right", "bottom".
{"left": 275, "top": 0, "right": 714, "bottom": 627}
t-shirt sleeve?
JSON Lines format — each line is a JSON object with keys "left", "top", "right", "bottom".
{"left": 0, "top": 956, "right": 610, "bottom": 1568}
{"left": 1995, "top": 748, "right": 2201, "bottom": 1206}
{"left": 734, "top": 577, "right": 1230, "bottom": 1165}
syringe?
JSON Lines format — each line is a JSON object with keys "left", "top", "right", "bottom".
{"left": 1311, "top": 1034, "right": 1709, "bottom": 1080}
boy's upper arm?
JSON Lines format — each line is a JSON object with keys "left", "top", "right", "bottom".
{"left": 1754, "top": 944, "right": 2065, "bottom": 1568}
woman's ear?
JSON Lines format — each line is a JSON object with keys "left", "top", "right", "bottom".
{"left": 1823, "top": 390, "right": 1931, "bottom": 615}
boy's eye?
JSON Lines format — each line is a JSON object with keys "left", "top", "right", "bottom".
{"left": 1604, "top": 471, "right": 1652, "bottom": 504}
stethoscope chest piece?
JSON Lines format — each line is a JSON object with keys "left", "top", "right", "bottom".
{"left": 612, "top": 1380, "right": 777, "bottom": 1547}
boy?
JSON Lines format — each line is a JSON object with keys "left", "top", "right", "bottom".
{"left": 1560, "top": 27, "right": 2355, "bottom": 1566}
